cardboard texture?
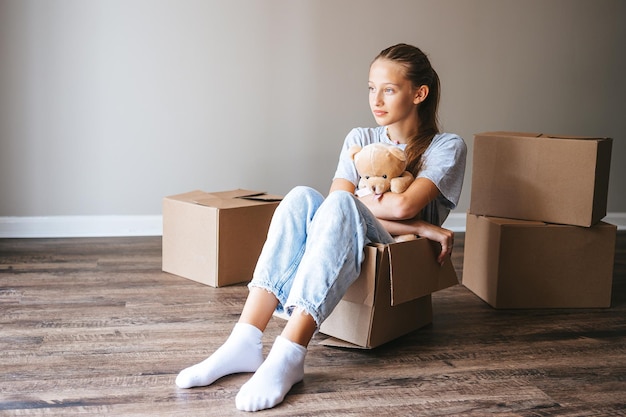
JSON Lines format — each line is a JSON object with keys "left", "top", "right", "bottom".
{"left": 470, "top": 131, "right": 612, "bottom": 227}
{"left": 462, "top": 213, "right": 617, "bottom": 309}
{"left": 319, "top": 238, "right": 458, "bottom": 349}
{"left": 162, "top": 189, "right": 281, "bottom": 287}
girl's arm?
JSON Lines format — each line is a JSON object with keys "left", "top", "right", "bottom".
{"left": 359, "top": 177, "right": 440, "bottom": 220}
{"left": 360, "top": 176, "right": 453, "bottom": 264}
{"left": 329, "top": 178, "right": 356, "bottom": 194}
{"left": 378, "top": 217, "right": 454, "bottom": 264}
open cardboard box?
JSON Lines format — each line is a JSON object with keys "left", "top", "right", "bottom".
{"left": 162, "top": 189, "right": 281, "bottom": 287}
{"left": 462, "top": 213, "right": 617, "bottom": 309}
{"left": 319, "top": 238, "right": 458, "bottom": 349}
{"left": 470, "top": 132, "right": 612, "bottom": 227}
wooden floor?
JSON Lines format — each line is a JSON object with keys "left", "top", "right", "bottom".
{"left": 1, "top": 233, "right": 625, "bottom": 416}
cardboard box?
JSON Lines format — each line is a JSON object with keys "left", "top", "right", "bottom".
{"left": 462, "top": 213, "right": 617, "bottom": 309}
{"left": 470, "top": 132, "right": 612, "bottom": 227}
{"left": 319, "top": 238, "right": 458, "bottom": 349}
{"left": 162, "top": 189, "right": 281, "bottom": 287}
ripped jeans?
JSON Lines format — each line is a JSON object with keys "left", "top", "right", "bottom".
{"left": 249, "top": 186, "right": 395, "bottom": 326}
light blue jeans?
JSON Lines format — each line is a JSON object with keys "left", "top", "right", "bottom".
{"left": 249, "top": 186, "right": 395, "bottom": 327}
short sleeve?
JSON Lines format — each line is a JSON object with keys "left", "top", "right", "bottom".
{"left": 417, "top": 133, "right": 467, "bottom": 209}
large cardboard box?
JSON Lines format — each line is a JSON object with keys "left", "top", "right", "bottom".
{"left": 162, "top": 189, "right": 281, "bottom": 287}
{"left": 319, "top": 238, "right": 458, "bottom": 349}
{"left": 462, "top": 213, "right": 617, "bottom": 309}
{"left": 470, "top": 132, "right": 612, "bottom": 227}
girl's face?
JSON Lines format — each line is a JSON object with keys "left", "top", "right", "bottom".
{"left": 368, "top": 59, "right": 421, "bottom": 128}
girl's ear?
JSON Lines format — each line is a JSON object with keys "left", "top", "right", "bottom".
{"left": 413, "top": 85, "right": 429, "bottom": 104}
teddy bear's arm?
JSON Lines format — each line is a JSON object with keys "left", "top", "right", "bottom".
{"left": 389, "top": 171, "right": 415, "bottom": 194}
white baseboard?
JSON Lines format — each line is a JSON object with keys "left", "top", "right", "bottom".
{"left": 606, "top": 212, "right": 626, "bottom": 231}
{"left": 441, "top": 213, "right": 468, "bottom": 232}
{"left": 0, "top": 212, "right": 625, "bottom": 238}
{"left": 0, "top": 215, "right": 163, "bottom": 238}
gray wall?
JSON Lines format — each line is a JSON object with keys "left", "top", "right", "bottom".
{"left": 1, "top": 0, "right": 624, "bottom": 217}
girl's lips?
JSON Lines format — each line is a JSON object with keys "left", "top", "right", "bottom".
{"left": 373, "top": 110, "right": 387, "bottom": 117}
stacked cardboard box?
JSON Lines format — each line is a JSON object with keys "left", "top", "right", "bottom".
{"left": 462, "top": 132, "right": 616, "bottom": 308}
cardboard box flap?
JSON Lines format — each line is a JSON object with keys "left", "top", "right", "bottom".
{"left": 484, "top": 216, "right": 545, "bottom": 227}
{"left": 340, "top": 244, "right": 380, "bottom": 307}
{"left": 478, "top": 131, "right": 609, "bottom": 142}
{"left": 238, "top": 193, "right": 283, "bottom": 202}
{"left": 320, "top": 336, "right": 366, "bottom": 349}
{"left": 193, "top": 189, "right": 276, "bottom": 209}
{"left": 167, "top": 189, "right": 213, "bottom": 203}
{"left": 479, "top": 131, "right": 541, "bottom": 138}
{"left": 388, "top": 238, "right": 458, "bottom": 306}
{"left": 213, "top": 189, "right": 266, "bottom": 199}
{"left": 539, "top": 134, "right": 609, "bottom": 141}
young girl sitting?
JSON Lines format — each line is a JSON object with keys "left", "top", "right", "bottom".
{"left": 175, "top": 43, "right": 467, "bottom": 412}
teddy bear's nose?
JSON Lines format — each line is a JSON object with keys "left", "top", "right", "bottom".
{"left": 372, "top": 184, "right": 385, "bottom": 195}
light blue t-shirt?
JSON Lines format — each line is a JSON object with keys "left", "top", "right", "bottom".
{"left": 333, "top": 126, "right": 467, "bottom": 226}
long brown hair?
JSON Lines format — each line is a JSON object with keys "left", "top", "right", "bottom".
{"left": 374, "top": 43, "right": 441, "bottom": 175}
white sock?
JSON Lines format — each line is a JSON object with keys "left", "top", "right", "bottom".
{"left": 175, "top": 322, "right": 264, "bottom": 389}
{"left": 235, "top": 335, "right": 306, "bottom": 412}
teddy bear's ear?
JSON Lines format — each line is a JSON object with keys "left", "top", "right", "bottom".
{"left": 348, "top": 145, "right": 362, "bottom": 160}
{"left": 388, "top": 146, "right": 407, "bottom": 162}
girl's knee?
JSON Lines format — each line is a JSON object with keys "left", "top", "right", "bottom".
{"left": 278, "top": 186, "right": 325, "bottom": 215}
{"left": 284, "top": 186, "right": 321, "bottom": 202}
{"left": 324, "top": 190, "right": 356, "bottom": 208}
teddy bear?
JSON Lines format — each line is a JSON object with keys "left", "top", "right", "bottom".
{"left": 349, "top": 143, "right": 416, "bottom": 242}
{"left": 349, "top": 143, "right": 415, "bottom": 198}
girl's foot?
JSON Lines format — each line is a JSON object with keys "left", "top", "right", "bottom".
{"left": 175, "top": 323, "right": 264, "bottom": 388}
{"left": 235, "top": 335, "right": 306, "bottom": 412}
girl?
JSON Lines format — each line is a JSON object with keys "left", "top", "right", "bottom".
{"left": 175, "top": 43, "right": 467, "bottom": 412}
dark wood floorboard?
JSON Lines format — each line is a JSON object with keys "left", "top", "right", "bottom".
{"left": 0, "top": 233, "right": 625, "bottom": 416}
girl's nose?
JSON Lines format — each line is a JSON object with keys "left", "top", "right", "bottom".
{"left": 374, "top": 91, "right": 383, "bottom": 106}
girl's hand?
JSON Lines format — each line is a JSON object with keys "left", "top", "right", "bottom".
{"left": 414, "top": 221, "right": 454, "bottom": 265}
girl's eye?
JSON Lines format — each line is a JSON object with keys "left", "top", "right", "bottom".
{"left": 368, "top": 86, "right": 375, "bottom": 93}
{"left": 384, "top": 88, "right": 394, "bottom": 94}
